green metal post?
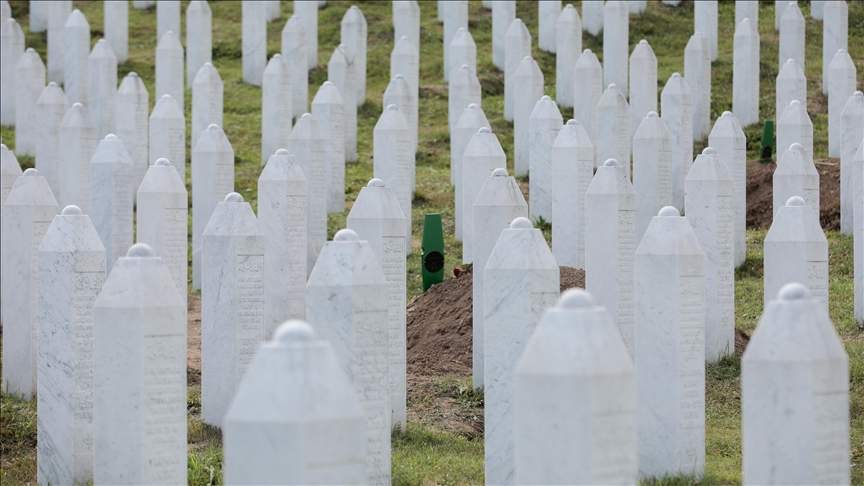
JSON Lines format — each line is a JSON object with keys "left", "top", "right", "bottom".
{"left": 761, "top": 120, "right": 775, "bottom": 163}
{"left": 421, "top": 213, "right": 445, "bottom": 291}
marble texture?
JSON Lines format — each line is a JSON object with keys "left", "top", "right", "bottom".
{"left": 393, "top": 1, "right": 420, "bottom": 50}
{"left": 504, "top": 19, "right": 531, "bottom": 121}
{"left": 472, "top": 168, "right": 528, "bottom": 389}
{"left": 841, "top": 92, "right": 864, "bottom": 234}
{"left": 528, "top": 96, "right": 564, "bottom": 222}
{"left": 635, "top": 206, "right": 706, "bottom": 478}
{"left": 46, "top": 1, "right": 71, "bottom": 84}
{"left": 89, "top": 134, "right": 134, "bottom": 272}
{"left": 462, "top": 127, "right": 507, "bottom": 263}
{"left": 1, "top": 169, "right": 58, "bottom": 399}
{"left": 764, "top": 196, "right": 829, "bottom": 310}
{"left": 202, "top": 192, "right": 264, "bottom": 427}
{"left": 742, "top": 283, "right": 849, "bottom": 485}
{"left": 58, "top": 102, "right": 98, "bottom": 211}
{"left": 63, "top": 9, "right": 90, "bottom": 105}
{"left": 0, "top": 144, "right": 22, "bottom": 205}
{"left": 373, "top": 105, "right": 413, "bottom": 247}
{"left": 775, "top": 58, "right": 807, "bottom": 125}
{"left": 223, "top": 321, "right": 367, "bottom": 484}
{"left": 555, "top": 5, "right": 581, "bottom": 109}
{"left": 328, "top": 45, "right": 358, "bottom": 162}
{"left": 155, "top": 30, "right": 184, "bottom": 111}
{"left": 347, "top": 179, "right": 408, "bottom": 429}
{"left": 596, "top": 83, "right": 631, "bottom": 176}
{"left": 0, "top": 18, "right": 24, "bottom": 124}
{"left": 491, "top": 0, "right": 515, "bottom": 70}
{"left": 191, "top": 63, "right": 224, "bottom": 151}
{"left": 661, "top": 73, "right": 693, "bottom": 211}
{"left": 448, "top": 28, "right": 477, "bottom": 88}
{"left": 629, "top": 40, "right": 657, "bottom": 138}
{"left": 191, "top": 124, "right": 235, "bottom": 289}
{"left": 156, "top": 0, "right": 180, "bottom": 39}
{"left": 694, "top": 0, "right": 718, "bottom": 61}
{"left": 288, "top": 113, "right": 328, "bottom": 271}
{"left": 777, "top": 99, "right": 814, "bottom": 164}
{"left": 382, "top": 76, "right": 414, "bottom": 169}
{"left": 313, "top": 81, "right": 346, "bottom": 213}
{"left": 735, "top": 0, "right": 758, "bottom": 26}
{"left": 552, "top": 119, "right": 594, "bottom": 268}
{"left": 306, "top": 229, "right": 390, "bottom": 485}
{"left": 452, "top": 103, "right": 491, "bottom": 229}
{"left": 828, "top": 49, "right": 856, "bottom": 157}
{"left": 733, "top": 19, "right": 760, "bottom": 127}
{"left": 116, "top": 72, "right": 150, "bottom": 191}
{"left": 513, "top": 56, "right": 544, "bottom": 177}
{"left": 779, "top": 1, "right": 805, "bottom": 70}
{"left": 709, "top": 111, "right": 748, "bottom": 267}
{"left": 281, "top": 15, "right": 308, "bottom": 117}
{"left": 93, "top": 243, "right": 187, "bottom": 485}
{"left": 773, "top": 143, "right": 820, "bottom": 220}
{"left": 242, "top": 0, "right": 266, "bottom": 86}
{"left": 186, "top": 1, "right": 212, "bottom": 88}
{"left": 484, "top": 217, "right": 559, "bottom": 485}
{"left": 582, "top": 0, "right": 603, "bottom": 37}
{"left": 87, "top": 40, "right": 117, "bottom": 138}
{"left": 441, "top": 0, "right": 467, "bottom": 83}
{"left": 341, "top": 6, "right": 367, "bottom": 105}
{"left": 634, "top": 111, "right": 674, "bottom": 241}
{"left": 294, "top": 0, "right": 318, "bottom": 69}
{"left": 448, "top": 64, "right": 482, "bottom": 133}
{"left": 14, "top": 48, "right": 45, "bottom": 156}
{"left": 538, "top": 0, "right": 561, "bottom": 53}
{"left": 856, "top": 140, "right": 864, "bottom": 323}
{"left": 514, "top": 289, "right": 637, "bottom": 484}
{"left": 602, "top": 1, "right": 629, "bottom": 93}
{"left": 149, "top": 94, "right": 186, "bottom": 180}
{"left": 261, "top": 54, "right": 292, "bottom": 164}
{"left": 36, "top": 205, "right": 105, "bottom": 486}
{"left": 572, "top": 49, "right": 603, "bottom": 151}
{"left": 35, "top": 83, "right": 67, "bottom": 194}
{"left": 684, "top": 32, "right": 711, "bottom": 140}
{"left": 391, "top": 37, "right": 420, "bottom": 152}
{"left": 822, "top": 0, "right": 847, "bottom": 95}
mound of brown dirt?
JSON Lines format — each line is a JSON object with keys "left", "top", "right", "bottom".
{"left": 746, "top": 159, "right": 841, "bottom": 230}
{"left": 406, "top": 265, "right": 586, "bottom": 377}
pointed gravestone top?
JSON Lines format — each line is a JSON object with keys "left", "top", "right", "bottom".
{"left": 138, "top": 157, "right": 185, "bottom": 194}
{"left": 157, "top": 29, "right": 182, "bottom": 50}
{"left": 313, "top": 80, "right": 342, "bottom": 104}
{"left": 7, "top": 168, "right": 59, "bottom": 207}
{"left": 40, "top": 204, "right": 105, "bottom": 253}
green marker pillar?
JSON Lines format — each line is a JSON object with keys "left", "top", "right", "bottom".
{"left": 421, "top": 213, "right": 444, "bottom": 291}
{"left": 761, "top": 120, "right": 775, "bottom": 163}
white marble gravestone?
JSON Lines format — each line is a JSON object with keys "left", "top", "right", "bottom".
{"left": 603, "top": 0, "right": 629, "bottom": 92}
{"left": 192, "top": 63, "right": 224, "bottom": 151}
{"left": 685, "top": 148, "right": 735, "bottom": 362}
{"left": 694, "top": 0, "right": 718, "bottom": 61}
{"left": 448, "top": 64, "right": 481, "bottom": 132}
{"left": 441, "top": 0, "right": 467, "bottom": 83}
{"left": 265, "top": 0, "right": 280, "bottom": 21}
{"left": 328, "top": 45, "right": 358, "bottom": 162}
{"left": 735, "top": 0, "right": 758, "bottom": 25}
{"left": 157, "top": 0, "right": 180, "bottom": 39}
{"left": 202, "top": 192, "right": 264, "bottom": 427}
{"left": 462, "top": 127, "right": 507, "bottom": 263}
{"left": 630, "top": 40, "right": 657, "bottom": 136}
{"left": 35, "top": 83, "right": 66, "bottom": 193}
{"left": 661, "top": 73, "right": 694, "bottom": 210}
{"left": 513, "top": 56, "right": 544, "bottom": 177}
{"left": 282, "top": 15, "right": 309, "bottom": 117}
{"left": 448, "top": 28, "right": 477, "bottom": 87}
{"left": 0, "top": 145, "right": 21, "bottom": 205}
{"left": 116, "top": 72, "right": 150, "bottom": 191}
{"left": 27, "top": 0, "right": 45, "bottom": 32}
{"left": 58, "top": 102, "right": 98, "bottom": 211}
{"left": 186, "top": 1, "right": 212, "bottom": 87}
{"left": 383, "top": 75, "right": 416, "bottom": 163}
{"left": 634, "top": 112, "right": 674, "bottom": 241}
{"left": 555, "top": 5, "right": 581, "bottom": 109}
{"left": 90, "top": 134, "right": 133, "bottom": 271}
{"left": 573, "top": 49, "right": 603, "bottom": 146}
{"left": 373, "top": 105, "right": 413, "bottom": 246}
{"left": 306, "top": 229, "right": 390, "bottom": 485}
{"left": 0, "top": 18, "right": 24, "bottom": 124}
{"left": 313, "top": 81, "right": 346, "bottom": 213}
{"left": 288, "top": 113, "right": 328, "bottom": 270}
{"left": 93, "top": 243, "right": 187, "bottom": 485}
{"left": 242, "top": 0, "right": 266, "bottom": 86}
{"left": 733, "top": 19, "right": 760, "bottom": 127}
{"left": 841, "top": 92, "right": 864, "bottom": 234}
{"left": 87, "top": 40, "right": 117, "bottom": 139}
{"left": 149, "top": 94, "right": 186, "bottom": 181}
{"left": 156, "top": 30, "right": 184, "bottom": 110}
{"left": 64, "top": 9, "right": 90, "bottom": 105}
{"left": 104, "top": 1, "right": 129, "bottom": 64}
{"left": 136, "top": 158, "right": 188, "bottom": 307}
{"left": 472, "top": 168, "right": 528, "bottom": 388}
{"left": 596, "top": 84, "right": 631, "bottom": 176}
{"left": 36, "top": 205, "right": 105, "bottom": 486}
{"left": 764, "top": 196, "right": 829, "bottom": 310}
{"left": 586, "top": 159, "right": 636, "bottom": 354}
{"left": 347, "top": 178, "right": 408, "bottom": 429}
{"left": 684, "top": 32, "right": 711, "bottom": 139}
{"left": 258, "top": 149, "right": 306, "bottom": 334}
{"left": 776, "top": 58, "right": 807, "bottom": 124}
{"left": 492, "top": 0, "right": 515, "bottom": 70}
{"left": 452, "top": 103, "right": 491, "bottom": 207}
{"left": 528, "top": 96, "right": 564, "bottom": 222}
{"left": 582, "top": 0, "right": 603, "bottom": 37}
{"left": 262, "top": 54, "right": 293, "bottom": 164}
{"left": 391, "top": 37, "right": 420, "bottom": 152}
{"left": 777, "top": 99, "right": 814, "bottom": 165}
{"left": 223, "top": 321, "right": 367, "bottom": 484}
{"left": 856, "top": 140, "right": 864, "bottom": 323}
{"left": 393, "top": 1, "right": 420, "bottom": 50}
{"left": 341, "top": 6, "right": 367, "bottom": 104}
{"left": 484, "top": 217, "right": 559, "bottom": 485}
{"left": 709, "top": 111, "right": 748, "bottom": 267}
{"left": 552, "top": 119, "right": 594, "bottom": 267}
{"left": 1, "top": 169, "right": 58, "bottom": 399}
{"left": 514, "top": 289, "right": 637, "bottom": 485}
{"left": 15, "top": 48, "right": 46, "bottom": 157}
{"left": 822, "top": 0, "right": 847, "bottom": 95}
{"left": 47, "top": 1, "right": 71, "bottom": 83}
{"left": 742, "top": 283, "right": 850, "bottom": 485}
{"left": 635, "top": 206, "right": 705, "bottom": 478}
{"left": 828, "top": 49, "right": 856, "bottom": 157}
{"left": 773, "top": 143, "right": 820, "bottom": 220}
{"left": 504, "top": 19, "right": 531, "bottom": 121}
{"left": 538, "top": 1, "right": 561, "bottom": 54}
{"left": 779, "top": 1, "right": 805, "bottom": 70}
{"left": 191, "top": 124, "right": 235, "bottom": 289}
{"left": 294, "top": 0, "right": 318, "bottom": 69}
{"left": 812, "top": 0, "right": 825, "bottom": 19}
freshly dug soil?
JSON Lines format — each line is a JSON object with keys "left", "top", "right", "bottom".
{"left": 406, "top": 265, "right": 585, "bottom": 377}
{"left": 746, "top": 158, "right": 841, "bottom": 230}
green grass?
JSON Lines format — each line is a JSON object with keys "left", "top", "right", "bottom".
{"left": 1, "top": 1, "right": 862, "bottom": 485}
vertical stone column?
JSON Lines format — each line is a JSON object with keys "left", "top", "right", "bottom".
{"left": 63, "top": 9, "right": 90, "bottom": 105}
{"left": 555, "top": 5, "right": 581, "bottom": 109}
{"left": 149, "top": 94, "right": 186, "bottom": 180}
{"left": 313, "top": 81, "right": 346, "bottom": 213}
{"left": 661, "top": 73, "right": 693, "bottom": 210}
{"left": 448, "top": 28, "right": 477, "bottom": 84}
{"left": 391, "top": 37, "right": 419, "bottom": 152}
{"left": 393, "top": 1, "right": 420, "bottom": 50}
{"left": 441, "top": 0, "right": 467, "bottom": 82}
{"left": 15, "top": 48, "right": 46, "bottom": 156}
{"left": 289, "top": 113, "right": 329, "bottom": 270}
{"left": 552, "top": 119, "right": 594, "bottom": 267}
{"left": 822, "top": 0, "right": 847, "bottom": 95}
{"left": 596, "top": 83, "right": 631, "bottom": 175}
{"left": 827, "top": 49, "right": 856, "bottom": 157}
{"left": 47, "top": 2, "right": 71, "bottom": 83}
{"left": 504, "top": 19, "right": 531, "bottom": 121}
{"left": 856, "top": 140, "right": 864, "bottom": 323}
{"left": 452, "top": 103, "right": 491, "bottom": 220}
{"left": 155, "top": 30, "right": 184, "bottom": 110}
{"left": 327, "top": 45, "right": 358, "bottom": 162}
{"left": 116, "top": 72, "right": 150, "bottom": 191}
{"left": 186, "top": 1, "right": 212, "bottom": 87}
{"left": 709, "top": 111, "right": 748, "bottom": 267}
{"left": 104, "top": 0, "right": 128, "bottom": 62}
{"left": 58, "top": 102, "right": 98, "bottom": 211}
{"left": 261, "top": 54, "right": 292, "bottom": 164}
{"left": 774, "top": 143, "right": 821, "bottom": 221}
{"left": 735, "top": 0, "right": 759, "bottom": 25}
{"left": 242, "top": 0, "right": 266, "bottom": 86}
{"left": 528, "top": 96, "right": 564, "bottom": 222}
{"left": 603, "top": 0, "right": 629, "bottom": 92}
{"left": 634, "top": 112, "right": 674, "bottom": 241}
{"left": 191, "top": 63, "right": 224, "bottom": 150}
{"left": 694, "top": 0, "right": 718, "bottom": 61}
{"left": 733, "top": 18, "right": 760, "bottom": 127}
{"left": 462, "top": 127, "right": 507, "bottom": 262}
{"left": 448, "top": 65, "right": 481, "bottom": 132}
{"left": 383, "top": 76, "right": 414, "bottom": 164}
{"left": 90, "top": 134, "right": 134, "bottom": 271}
{"left": 373, "top": 105, "right": 414, "bottom": 247}
{"left": 87, "top": 40, "right": 117, "bottom": 139}
{"left": 341, "top": 6, "right": 367, "bottom": 104}
{"left": 0, "top": 144, "right": 22, "bottom": 205}
{"left": 779, "top": 1, "right": 805, "bottom": 69}
{"left": 684, "top": 32, "right": 710, "bottom": 139}
{"left": 294, "top": 0, "right": 318, "bottom": 69}
{"left": 157, "top": 0, "right": 180, "bottom": 39}
{"left": 538, "top": 0, "right": 561, "bottom": 53}
{"left": 582, "top": 0, "right": 603, "bottom": 37}
{"left": 513, "top": 56, "right": 544, "bottom": 177}
{"left": 777, "top": 100, "right": 814, "bottom": 162}
{"left": 629, "top": 40, "right": 657, "bottom": 136}
{"left": 776, "top": 58, "right": 807, "bottom": 123}
{"left": 282, "top": 15, "right": 308, "bottom": 117}
{"left": 0, "top": 18, "right": 24, "bottom": 124}
{"left": 492, "top": 0, "right": 515, "bottom": 70}
{"left": 841, "top": 92, "right": 864, "bottom": 234}
{"left": 35, "top": 83, "right": 67, "bottom": 193}
{"left": 573, "top": 49, "right": 603, "bottom": 152}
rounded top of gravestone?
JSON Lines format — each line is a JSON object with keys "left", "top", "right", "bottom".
{"left": 540, "top": 95, "right": 551, "bottom": 102}
{"left": 127, "top": 242, "right": 155, "bottom": 258}
{"left": 273, "top": 320, "right": 315, "bottom": 343}
{"left": 789, "top": 99, "right": 801, "bottom": 109}
{"left": 671, "top": 72, "right": 681, "bottom": 79}
{"left": 603, "top": 159, "right": 618, "bottom": 167}
{"left": 646, "top": 111, "right": 659, "bottom": 119}
{"left": 91, "top": 39, "right": 116, "bottom": 58}
{"left": 154, "top": 157, "right": 173, "bottom": 167}
{"left": 510, "top": 217, "right": 533, "bottom": 229}
{"left": 582, "top": 48, "right": 593, "bottom": 55}
{"left": 565, "top": 119, "right": 578, "bottom": 126}
{"left": 702, "top": 147, "right": 716, "bottom": 156}
{"left": 104, "top": 133, "right": 119, "bottom": 142}
{"left": 386, "top": 104, "right": 399, "bottom": 112}
{"left": 639, "top": 39, "right": 648, "bottom": 45}
{"left": 24, "top": 47, "right": 35, "bottom": 54}
{"left": 66, "top": 9, "right": 88, "bottom": 27}
{"left": 478, "top": 126, "right": 491, "bottom": 134}
{"left": 491, "top": 168, "right": 508, "bottom": 177}
{"left": 367, "top": 178, "right": 385, "bottom": 188}
{"left": 224, "top": 192, "right": 244, "bottom": 203}
{"left": 658, "top": 206, "right": 680, "bottom": 217}
{"left": 789, "top": 142, "right": 803, "bottom": 152}
{"left": 778, "top": 282, "right": 810, "bottom": 301}
{"left": 129, "top": 72, "right": 138, "bottom": 78}
{"left": 207, "top": 123, "right": 221, "bottom": 131}
{"left": 786, "top": 195, "right": 806, "bottom": 207}
{"left": 158, "top": 30, "right": 182, "bottom": 49}
{"left": 275, "top": 148, "right": 290, "bottom": 156}
{"left": 334, "top": 228, "right": 359, "bottom": 242}
{"left": 0, "top": 143, "right": 6, "bottom": 151}
{"left": 558, "top": 288, "right": 596, "bottom": 309}
{"left": 467, "top": 103, "right": 479, "bottom": 110}
{"left": 61, "top": 205, "right": 82, "bottom": 215}
{"left": 23, "top": 168, "right": 39, "bottom": 176}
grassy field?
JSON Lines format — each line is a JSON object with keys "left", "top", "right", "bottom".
{"left": 1, "top": 1, "right": 863, "bottom": 484}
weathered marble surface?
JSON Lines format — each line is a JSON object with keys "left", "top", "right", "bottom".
{"left": 661, "top": 73, "right": 693, "bottom": 211}
{"left": 0, "top": 144, "right": 22, "bottom": 205}
{"left": 856, "top": 139, "right": 864, "bottom": 323}
{"left": 822, "top": 0, "right": 847, "bottom": 95}
{"left": 191, "top": 63, "right": 223, "bottom": 151}
{"left": 63, "top": 9, "right": 90, "bottom": 106}
{"left": 391, "top": 37, "right": 419, "bottom": 152}
{"left": 528, "top": 96, "right": 563, "bottom": 223}
{"left": 555, "top": 5, "right": 581, "bottom": 109}
{"left": 58, "top": 102, "right": 98, "bottom": 212}
{"left": 116, "top": 72, "right": 150, "bottom": 191}
{"left": 552, "top": 119, "right": 594, "bottom": 268}
{"left": 155, "top": 30, "right": 185, "bottom": 110}
{"left": 157, "top": 0, "right": 180, "bottom": 39}
{"left": 828, "top": 49, "right": 856, "bottom": 157}
{"left": 89, "top": 134, "right": 134, "bottom": 272}
{"left": 774, "top": 143, "right": 820, "bottom": 221}
{"left": 373, "top": 105, "right": 413, "bottom": 248}
{"left": 453, "top": 103, "right": 491, "bottom": 237}
{"left": 393, "top": 1, "right": 420, "bottom": 52}
{"left": 242, "top": 0, "right": 266, "bottom": 86}
{"left": 261, "top": 54, "right": 292, "bottom": 164}
{"left": 694, "top": 0, "right": 718, "bottom": 61}
{"left": 633, "top": 112, "right": 674, "bottom": 242}
{"left": 35, "top": 83, "right": 66, "bottom": 194}
{"left": 46, "top": 2, "right": 71, "bottom": 84}
{"left": 462, "top": 127, "right": 507, "bottom": 263}
{"left": 448, "top": 64, "right": 481, "bottom": 133}
{"left": 313, "top": 81, "right": 346, "bottom": 213}
{"left": 596, "top": 84, "right": 631, "bottom": 177}
{"left": 779, "top": 1, "right": 805, "bottom": 70}
{"left": 504, "top": 19, "right": 530, "bottom": 122}
{"left": 573, "top": 49, "right": 603, "bottom": 154}
{"left": 186, "top": 1, "right": 212, "bottom": 88}
{"left": 294, "top": 0, "right": 318, "bottom": 69}
{"left": 149, "top": 94, "right": 186, "bottom": 181}
{"left": 1, "top": 18, "right": 24, "bottom": 124}
{"left": 684, "top": 32, "right": 710, "bottom": 139}
{"left": 775, "top": 58, "right": 807, "bottom": 127}
{"left": 448, "top": 28, "right": 477, "bottom": 88}
{"left": 582, "top": 0, "right": 603, "bottom": 37}
{"left": 288, "top": 113, "right": 329, "bottom": 271}
{"left": 733, "top": 18, "right": 760, "bottom": 127}
{"left": 603, "top": 1, "right": 629, "bottom": 92}
{"left": 842, "top": 91, "right": 864, "bottom": 234}
{"left": 281, "top": 15, "right": 308, "bottom": 117}
{"left": 513, "top": 56, "right": 544, "bottom": 177}
{"left": 629, "top": 40, "right": 657, "bottom": 138}
{"left": 492, "top": 0, "right": 515, "bottom": 70}
{"left": 709, "top": 111, "right": 748, "bottom": 267}
{"left": 328, "top": 45, "right": 358, "bottom": 162}
{"left": 87, "top": 40, "right": 117, "bottom": 139}
{"left": 441, "top": 0, "right": 467, "bottom": 83}
{"left": 14, "top": 48, "right": 45, "bottom": 157}
{"left": 538, "top": 0, "right": 561, "bottom": 53}
{"left": 777, "top": 99, "right": 814, "bottom": 167}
